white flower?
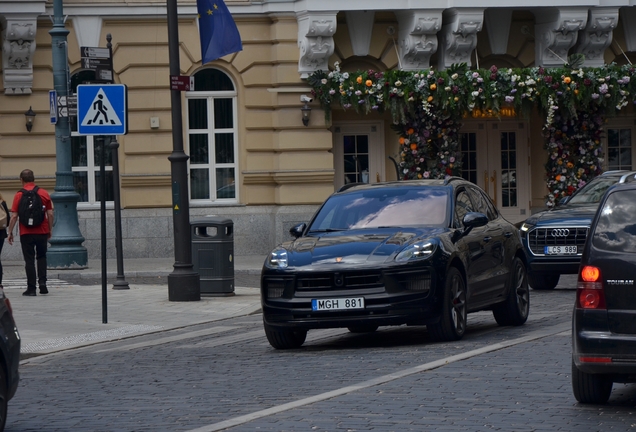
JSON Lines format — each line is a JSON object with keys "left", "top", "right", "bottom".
{"left": 343, "top": 72, "right": 349, "bottom": 79}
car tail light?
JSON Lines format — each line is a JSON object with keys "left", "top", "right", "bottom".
{"left": 4, "top": 298, "right": 13, "bottom": 317}
{"left": 576, "top": 265, "right": 606, "bottom": 309}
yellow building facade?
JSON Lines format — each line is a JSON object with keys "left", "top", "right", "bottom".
{"left": 1, "top": 1, "right": 636, "bottom": 259}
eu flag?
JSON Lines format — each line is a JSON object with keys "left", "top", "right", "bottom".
{"left": 197, "top": 0, "right": 243, "bottom": 64}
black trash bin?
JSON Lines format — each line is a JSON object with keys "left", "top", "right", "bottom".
{"left": 191, "top": 217, "right": 235, "bottom": 296}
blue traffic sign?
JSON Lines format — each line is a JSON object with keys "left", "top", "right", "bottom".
{"left": 77, "top": 84, "right": 127, "bottom": 135}
{"left": 49, "top": 90, "right": 57, "bottom": 125}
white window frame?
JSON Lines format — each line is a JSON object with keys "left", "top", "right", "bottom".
{"left": 185, "top": 89, "right": 239, "bottom": 204}
{"left": 71, "top": 132, "right": 114, "bottom": 208}
{"left": 603, "top": 119, "right": 635, "bottom": 171}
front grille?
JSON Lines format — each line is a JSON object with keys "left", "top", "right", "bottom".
{"left": 263, "top": 276, "right": 294, "bottom": 298}
{"left": 528, "top": 227, "right": 589, "bottom": 255}
{"left": 296, "top": 271, "right": 383, "bottom": 291}
{"left": 402, "top": 275, "right": 431, "bottom": 292}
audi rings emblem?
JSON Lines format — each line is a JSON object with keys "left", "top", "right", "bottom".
{"left": 551, "top": 228, "right": 570, "bottom": 237}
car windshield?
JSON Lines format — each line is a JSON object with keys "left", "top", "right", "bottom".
{"left": 568, "top": 178, "right": 620, "bottom": 204}
{"left": 308, "top": 187, "right": 449, "bottom": 231}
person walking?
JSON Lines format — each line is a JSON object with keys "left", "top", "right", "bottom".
{"left": 7, "top": 169, "right": 54, "bottom": 296}
{"left": 0, "top": 194, "right": 9, "bottom": 289}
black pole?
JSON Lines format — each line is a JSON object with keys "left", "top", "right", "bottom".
{"left": 106, "top": 34, "right": 129, "bottom": 290}
{"left": 166, "top": 0, "right": 200, "bottom": 301}
{"left": 110, "top": 139, "right": 129, "bottom": 289}
{"left": 98, "top": 136, "right": 108, "bottom": 323}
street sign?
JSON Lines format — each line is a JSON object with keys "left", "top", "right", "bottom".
{"left": 77, "top": 84, "right": 127, "bottom": 135}
{"left": 96, "top": 69, "right": 113, "bottom": 82}
{"left": 57, "top": 95, "right": 67, "bottom": 118}
{"left": 170, "top": 75, "right": 195, "bottom": 91}
{"left": 80, "top": 46, "right": 110, "bottom": 59}
{"left": 49, "top": 90, "right": 57, "bottom": 124}
{"left": 81, "top": 57, "right": 111, "bottom": 69}
{"left": 67, "top": 95, "right": 77, "bottom": 116}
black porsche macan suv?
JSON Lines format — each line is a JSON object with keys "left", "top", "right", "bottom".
{"left": 519, "top": 170, "right": 636, "bottom": 290}
{"left": 260, "top": 178, "right": 530, "bottom": 349}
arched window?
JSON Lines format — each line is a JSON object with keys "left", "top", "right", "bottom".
{"left": 186, "top": 68, "right": 238, "bottom": 202}
{"left": 69, "top": 70, "right": 114, "bottom": 205}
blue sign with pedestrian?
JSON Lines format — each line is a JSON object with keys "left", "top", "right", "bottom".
{"left": 49, "top": 90, "right": 57, "bottom": 125}
{"left": 77, "top": 84, "right": 127, "bottom": 135}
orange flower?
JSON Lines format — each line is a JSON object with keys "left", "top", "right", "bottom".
{"left": 563, "top": 76, "right": 571, "bottom": 84}
{"left": 410, "top": 143, "right": 418, "bottom": 151}
{"left": 567, "top": 162, "right": 574, "bottom": 169}
{"left": 399, "top": 137, "right": 405, "bottom": 144}
{"left": 430, "top": 83, "right": 437, "bottom": 91}
{"left": 427, "top": 96, "right": 434, "bottom": 102}
{"left": 574, "top": 89, "right": 579, "bottom": 95}
{"left": 365, "top": 80, "right": 372, "bottom": 87}
{"left": 407, "top": 128, "right": 414, "bottom": 135}
{"left": 557, "top": 159, "right": 563, "bottom": 165}
{"left": 356, "top": 76, "right": 363, "bottom": 84}
{"left": 556, "top": 174, "right": 562, "bottom": 181}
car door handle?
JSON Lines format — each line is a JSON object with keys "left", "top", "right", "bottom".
{"left": 483, "top": 236, "right": 492, "bottom": 242}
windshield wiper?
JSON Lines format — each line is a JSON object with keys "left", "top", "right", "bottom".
{"left": 307, "top": 228, "right": 346, "bottom": 233}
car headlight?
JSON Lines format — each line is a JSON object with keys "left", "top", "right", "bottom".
{"left": 520, "top": 222, "right": 534, "bottom": 232}
{"left": 395, "top": 241, "right": 437, "bottom": 262}
{"left": 266, "top": 247, "right": 289, "bottom": 269}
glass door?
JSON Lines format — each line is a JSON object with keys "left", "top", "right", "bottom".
{"left": 333, "top": 122, "right": 385, "bottom": 190}
{"left": 460, "top": 121, "right": 529, "bottom": 223}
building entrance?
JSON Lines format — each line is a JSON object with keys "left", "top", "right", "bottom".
{"left": 460, "top": 120, "right": 530, "bottom": 224}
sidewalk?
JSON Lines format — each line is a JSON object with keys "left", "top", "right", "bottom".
{"left": 3, "top": 255, "right": 267, "bottom": 358}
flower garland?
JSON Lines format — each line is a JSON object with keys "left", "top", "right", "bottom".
{"left": 392, "top": 103, "right": 463, "bottom": 179}
{"left": 543, "top": 107, "right": 604, "bottom": 206}
{"left": 308, "top": 62, "right": 636, "bottom": 192}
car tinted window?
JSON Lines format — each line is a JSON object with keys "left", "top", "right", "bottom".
{"left": 468, "top": 186, "right": 498, "bottom": 220}
{"left": 591, "top": 189, "right": 636, "bottom": 253}
{"left": 455, "top": 190, "right": 474, "bottom": 226}
{"left": 309, "top": 187, "right": 449, "bottom": 230}
{"left": 568, "top": 178, "right": 619, "bottom": 204}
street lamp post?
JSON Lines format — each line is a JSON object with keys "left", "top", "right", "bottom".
{"left": 166, "top": 0, "right": 200, "bottom": 301}
{"left": 48, "top": 0, "right": 88, "bottom": 269}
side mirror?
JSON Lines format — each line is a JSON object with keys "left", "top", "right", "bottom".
{"left": 461, "top": 212, "right": 488, "bottom": 236}
{"left": 289, "top": 223, "right": 306, "bottom": 239}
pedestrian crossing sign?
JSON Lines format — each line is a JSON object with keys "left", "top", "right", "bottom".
{"left": 77, "top": 84, "right": 128, "bottom": 135}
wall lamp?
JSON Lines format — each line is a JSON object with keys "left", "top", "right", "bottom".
{"left": 25, "top": 106, "right": 36, "bottom": 132}
{"left": 300, "top": 95, "right": 312, "bottom": 126}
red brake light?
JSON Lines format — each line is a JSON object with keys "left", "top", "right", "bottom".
{"left": 576, "top": 266, "right": 606, "bottom": 309}
{"left": 581, "top": 266, "right": 600, "bottom": 282}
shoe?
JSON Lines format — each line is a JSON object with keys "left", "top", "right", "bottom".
{"left": 22, "top": 290, "right": 36, "bottom": 297}
{"left": 40, "top": 287, "right": 48, "bottom": 295}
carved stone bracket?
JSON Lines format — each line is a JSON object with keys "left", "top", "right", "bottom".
{"left": 534, "top": 8, "right": 588, "bottom": 67}
{"left": 396, "top": 10, "right": 443, "bottom": 71}
{"left": 575, "top": 8, "right": 618, "bottom": 67}
{"left": 438, "top": 9, "right": 484, "bottom": 70}
{"left": 297, "top": 12, "right": 337, "bottom": 79}
{"left": 2, "top": 17, "right": 37, "bottom": 95}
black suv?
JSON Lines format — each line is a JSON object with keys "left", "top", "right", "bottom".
{"left": 261, "top": 178, "right": 529, "bottom": 349}
{"left": 519, "top": 171, "right": 636, "bottom": 290}
{"left": 572, "top": 181, "right": 636, "bottom": 404}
